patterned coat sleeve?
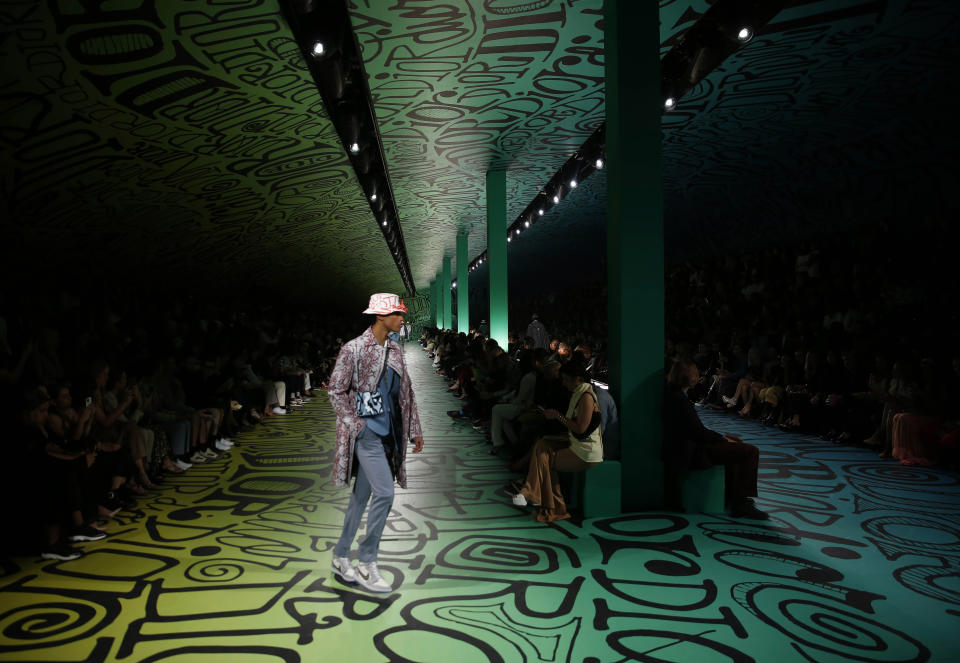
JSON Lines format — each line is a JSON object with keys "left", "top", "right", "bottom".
{"left": 328, "top": 341, "right": 361, "bottom": 428}
{"left": 328, "top": 340, "right": 364, "bottom": 487}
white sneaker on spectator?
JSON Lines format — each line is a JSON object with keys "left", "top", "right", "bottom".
{"left": 331, "top": 556, "right": 357, "bottom": 583}
{"left": 272, "top": 407, "right": 287, "bottom": 415}
{"left": 174, "top": 459, "right": 192, "bottom": 470}
{"left": 215, "top": 440, "right": 232, "bottom": 451}
{"left": 218, "top": 437, "right": 233, "bottom": 445}
{"left": 189, "top": 452, "right": 208, "bottom": 464}
{"left": 512, "top": 493, "right": 528, "bottom": 506}
{"left": 200, "top": 449, "right": 219, "bottom": 459}
{"left": 355, "top": 561, "right": 392, "bottom": 593}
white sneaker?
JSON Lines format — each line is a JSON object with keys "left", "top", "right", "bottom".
{"left": 355, "top": 561, "right": 392, "bottom": 593}
{"left": 174, "top": 459, "right": 192, "bottom": 470}
{"left": 218, "top": 437, "right": 233, "bottom": 445}
{"left": 272, "top": 407, "right": 287, "bottom": 415}
{"left": 200, "top": 449, "right": 219, "bottom": 459}
{"left": 331, "top": 556, "right": 357, "bottom": 583}
{"left": 189, "top": 452, "right": 208, "bottom": 464}
{"left": 512, "top": 493, "right": 528, "bottom": 506}
{"left": 215, "top": 440, "right": 232, "bottom": 451}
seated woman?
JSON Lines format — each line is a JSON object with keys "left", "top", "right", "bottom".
{"left": 663, "top": 359, "right": 768, "bottom": 519}
{"left": 508, "top": 360, "right": 602, "bottom": 522}
{"left": 20, "top": 388, "right": 106, "bottom": 560}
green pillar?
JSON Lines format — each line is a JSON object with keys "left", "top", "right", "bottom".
{"left": 441, "top": 256, "right": 452, "bottom": 330}
{"left": 606, "top": 0, "right": 664, "bottom": 510}
{"left": 457, "top": 232, "right": 470, "bottom": 333}
{"left": 486, "top": 169, "right": 508, "bottom": 349}
{"left": 434, "top": 273, "right": 443, "bottom": 328}
{"left": 428, "top": 279, "right": 437, "bottom": 328}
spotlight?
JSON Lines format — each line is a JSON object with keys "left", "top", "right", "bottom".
{"left": 382, "top": 219, "right": 387, "bottom": 227}
{"left": 538, "top": 208, "right": 544, "bottom": 216}
{"left": 515, "top": 228, "right": 520, "bottom": 235}
{"left": 664, "top": 97, "right": 676, "bottom": 110}
{"left": 553, "top": 194, "right": 560, "bottom": 203}
{"left": 349, "top": 142, "right": 360, "bottom": 153}
{"left": 452, "top": 281, "right": 457, "bottom": 288}
{"left": 596, "top": 158, "right": 604, "bottom": 169}
{"left": 312, "top": 41, "right": 325, "bottom": 56}
{"left": 370, "top": 193, "right": 377, "bottom": 201}
{"left": 524, "top": 219, "right": 530, "bottom": 228}
{"left": 570, "top": 179, "right": 577, "bottom": 188}
{"left": 737, "top": 26, "right": 753, "bottom": 42}
{"left": 507, "top": 236, "right": 512, "bottom": 242}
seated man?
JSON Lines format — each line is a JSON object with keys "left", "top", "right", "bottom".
{"left": 663, "top": 359, "right": 768, "bottom": 519}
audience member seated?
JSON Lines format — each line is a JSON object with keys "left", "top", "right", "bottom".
{"left": 663, "top": 359, "right": 768, "bottom": 519}
{"left": 506, "top": 360, "right": 603, "bottom": 522}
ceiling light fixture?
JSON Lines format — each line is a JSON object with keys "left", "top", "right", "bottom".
{"left": 349, "top": 142, "right": 359, "bottom": 153}
{"left": 596, "top": 158, "right": 604, "bottom": 169}
{"left": 370, "top": 193, "right": 377, "bottom": 201}
{"left": 737, "top": 26, "right": 753, "bottom": 42}
{"left": 664, "top": 97, "right": 676, "bottom": 110}
{"left": 553, "top": 194, "right": 560, "bottom": 203}
{"left": 538, "top": 208, "right": 544, "bottom": 216}
{"left": 524, "top": 220, "right": 530, "bottom": 228}
{"left": 312, "top": 41, "right": 325, "bottom": 56}
{"left": 570, "top": 179, "right": 577, "bottom": 188}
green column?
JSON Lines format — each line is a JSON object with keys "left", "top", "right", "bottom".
{"left": 434, "top": 273, "right": 443, "bottom": 328}
{"left": 606, "top": 0, "right": 664, "bottom": 510}
{"left": 457, "top": 232, "right": 470, "bottom": 333}
{"left": 486, "top": 169, "right": 508, "bottom": 349}
{"left": 428, "top": 280, "right": 437, "bottom": 328}
{"left": 441, "top": 256, "right": 452, "bottom": 330}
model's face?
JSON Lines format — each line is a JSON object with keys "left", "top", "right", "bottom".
{"left": 379, "top": 313, "right": 405, "bottom": 333}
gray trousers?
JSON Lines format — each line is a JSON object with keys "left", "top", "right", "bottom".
{"left": 333, "top": 426, "right": 395, "bottom": 563}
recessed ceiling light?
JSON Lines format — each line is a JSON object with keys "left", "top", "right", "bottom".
{"left": 570, "top": 179, "right": 577, "bottom": 188}
{"left": 312, "top": 42, "right": 325, "bottom": 56}
{"left": 538, "top": 209, "right": 544, "bottom": 215}
{"left": 737, "top": 27, "right": 753, "bottom": 42}
{"left": 553, "top": 195, "right": 560, "bottom": 203}
{"left": 382, "top": 220, "right": 387, "bottom": 226}
{"left": 349, "top": 142, "right": 359, "bottom": 153}
{"left": 370, "top": 193, "right": 377, "bottom": 201}
{"left": 524, "top": 220, "right": 530, "bottom": 228}
{"left": 664, "top": 97, "right": 676, "bottom": 110}
{"left": 596, "top": 158, "right": 604, "bottom": 169}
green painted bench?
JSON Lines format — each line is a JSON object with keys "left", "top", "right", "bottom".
{"left": 561, "top": 460, "right": 621, "bottom": 518}
{"left": 680, "top": 465, "right": 726, "bottom": 513}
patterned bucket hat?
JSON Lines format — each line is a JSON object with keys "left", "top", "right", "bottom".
{"left": 363, "top": 293, "right": 408, "bottom": 315}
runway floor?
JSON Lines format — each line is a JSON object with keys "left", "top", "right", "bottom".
{"left": 1, "top": 344, "right": 957, "bottom": 662}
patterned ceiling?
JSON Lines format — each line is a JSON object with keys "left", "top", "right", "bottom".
{"left": 1, "top": 1, "right": 956, "bottom": 306}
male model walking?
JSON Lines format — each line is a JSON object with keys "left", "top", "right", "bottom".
{"left": 327, "top": 293, "right": 424, "bottom": 592}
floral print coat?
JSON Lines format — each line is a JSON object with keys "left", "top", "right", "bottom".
{"left": 327, "top": 327, "right": 421, "bottom": 489}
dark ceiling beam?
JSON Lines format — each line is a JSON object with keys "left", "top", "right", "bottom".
{"left": 459, "top": 0, "right": 787, "bottom": 284}
{"left": 279, "top": 0, "right": 415, "bottom": 296}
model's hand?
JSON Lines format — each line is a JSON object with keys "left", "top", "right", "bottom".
{"left": 412, "top": 437, "right": 424, "bottom": 453}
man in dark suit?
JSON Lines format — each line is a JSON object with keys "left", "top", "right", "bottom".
{"left": 663, "top": 359, "right": 768, "bottom": 519}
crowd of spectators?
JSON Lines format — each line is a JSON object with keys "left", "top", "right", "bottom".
{"left": 1, "top": 289, "right": 357, "bottom": 562}
{"left": 667, "top": 219, "right": 959, "bottom": 469}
